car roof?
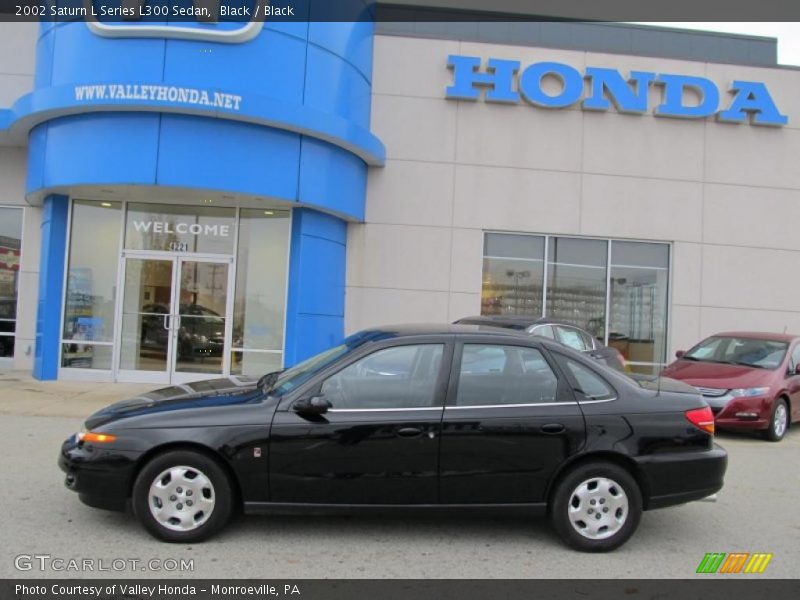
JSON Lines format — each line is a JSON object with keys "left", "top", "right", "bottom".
{"left": 353, "top": 323, "right": 533, "bottom": 339}
{"left": 710, "top": 331, "right": 800, "bottom": 342}
{"left": 454, "top": 315, "right": 583, "bottom": 329}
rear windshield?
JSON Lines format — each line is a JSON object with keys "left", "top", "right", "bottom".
{"left": 683, "top": 336, "right": 788, "bottom": 370}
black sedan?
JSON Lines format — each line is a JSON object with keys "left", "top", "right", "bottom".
{"left": 455, "top": 315, "right": 626, "bottom": 371}
{"left": 59, "top": 325, "right": 726, "bottom": 552}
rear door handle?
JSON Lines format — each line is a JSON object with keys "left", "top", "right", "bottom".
{"left": 396, "top": 427, "right": 423, "bottom": 438}
{"left": 540, "top": 423, "right": 566, "bottom": 434}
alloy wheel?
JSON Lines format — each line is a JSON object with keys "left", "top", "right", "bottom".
{"left": 773, "top": 403, "right": 788, "bottom": 439}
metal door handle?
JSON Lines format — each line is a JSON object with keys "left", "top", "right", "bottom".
{"left": 540, "top": 423, "right": 566, "bottom": 434}
{"left": 162, "top": 314, "right": 171, "bottom": 331}
{"left": 396, "top": 427, "right": 423, "bottom": 438}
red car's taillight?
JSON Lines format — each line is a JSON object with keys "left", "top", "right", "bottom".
{"left": 685, "top": 406, "right": 715, "bottom": 435}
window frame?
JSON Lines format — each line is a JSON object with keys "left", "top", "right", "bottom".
{"left": 445, "top": 339, "right": 574, "bottom": 409}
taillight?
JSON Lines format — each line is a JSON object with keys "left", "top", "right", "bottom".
{"left": 614, "top": 349, "right": 627, "bottom": 370}
{"left": 685, "top": 406, "right": 715, "bottom": 435}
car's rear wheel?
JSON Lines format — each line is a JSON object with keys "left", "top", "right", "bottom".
{"left": 132, "top": 450, "right": 233, "bottom": 543}
{"left": 762, "top": 398, "right": 789, "bottom": 442}
{"left": 550, "top": 462, "right": 642, "bottom": 552}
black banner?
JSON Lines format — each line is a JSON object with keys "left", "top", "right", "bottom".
{"left": 2, "top": 580, "right": 800, "bottom": 600}
{"left": 3, "top": 0, "right": 800, "bottom": 23}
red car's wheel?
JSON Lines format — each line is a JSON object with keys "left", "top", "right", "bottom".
{"left": 762, "top": 398, "right": 789, "bottom": 442}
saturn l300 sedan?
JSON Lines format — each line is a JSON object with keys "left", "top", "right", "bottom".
{"left": 59, "top": 325, "right": 726, "bottom": 552}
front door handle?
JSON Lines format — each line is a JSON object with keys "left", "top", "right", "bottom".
{"left": 396, "top": 427, "right": 423, "bottom": 438}
{"left": 540, "top": 423, "right": 566, "bottom": 434}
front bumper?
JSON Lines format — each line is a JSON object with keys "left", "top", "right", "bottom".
{"left": 634, "top": 443, "right": 728, "bottom": 510}
{"left": 58, "top": 436, "right": 141, "bottom": 512}
{"left": 705, "top": 393, "right": 772, "bottom": 431}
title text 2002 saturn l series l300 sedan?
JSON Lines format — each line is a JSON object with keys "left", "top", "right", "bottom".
{"left": 59, "top": 325, "right": 727, "bottom": 552}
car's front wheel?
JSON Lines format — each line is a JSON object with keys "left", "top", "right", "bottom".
{"left": 762, "top": 398, "right": 789, "bottom": 442}
{"left": 132, "top": 450, "right": 234, "bottom": 543}
{"left": 550, "top": 462, "right": 642, "bottom": 552}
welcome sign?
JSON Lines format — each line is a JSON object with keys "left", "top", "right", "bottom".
{"left": 446, "top": 55, "right": 788, "bottom": 126}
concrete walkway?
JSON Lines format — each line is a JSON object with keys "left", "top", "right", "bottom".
{"left": 0, "top": 370, "right": 155, "bottom": 418}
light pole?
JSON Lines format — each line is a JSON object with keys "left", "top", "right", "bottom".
{"left": 505, "top": 269, "right": 531, "bottom": 314}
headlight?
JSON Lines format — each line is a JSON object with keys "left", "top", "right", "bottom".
{"left": 77, "top": 429, "right": 117, "bottom": 443}
{"left": 730, "top": 387, "right": 770, "bottom": 397}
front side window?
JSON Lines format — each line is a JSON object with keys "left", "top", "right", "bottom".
{"left": 789, "top": 345, "right": 800, "bottom": 372}
{"left": 455, "top": 344, "right": 558, "bottom": 406}
{"left": 320, "top": 344, "right": 444, "bottom": 409}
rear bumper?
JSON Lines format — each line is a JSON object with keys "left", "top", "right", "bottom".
{"left": 634, "top": 444, "right": 727, "bottom": 510}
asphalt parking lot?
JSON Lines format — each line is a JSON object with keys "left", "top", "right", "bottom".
{"left": 1, "top": 414, "right": 798, "bottom": 579}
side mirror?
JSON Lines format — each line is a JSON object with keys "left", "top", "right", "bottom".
{"left": 294, "top": 395, "right": 332, "bottom": 415}
{"left": 792, "top": 364, "right": 800, "bottom": 376}
{"left": 675, "top": 350, "right": 686, "bottom": 359}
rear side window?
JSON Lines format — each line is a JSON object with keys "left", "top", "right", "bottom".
{"left": 563, "top": 359, "right": 616, "bottom": 401}
{"left": 556, "top": 326, "right": 592, "bottom": 351}
{"left": 455, "top": 344, "right": 558, "bottom": 406}
{"left": 531, "top": 325, "right": 556, "bottom": 339}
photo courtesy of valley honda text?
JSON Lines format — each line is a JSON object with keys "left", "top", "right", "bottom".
{"left": 2, "top": 12, "right": 800, "bottom": 389}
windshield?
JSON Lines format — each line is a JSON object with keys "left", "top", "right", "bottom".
{"left": 683, "top": 336, "right": 788, "bottom": 370}
{"left": 267, "top": 330, "right": 393, "bottom": 395}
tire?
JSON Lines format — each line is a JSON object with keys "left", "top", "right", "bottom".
{"left": 132, "top": 450, "right": 234, "bottom": 543}
{"left": 762, "top": 398, "right": 789, "bottom": 442}
{"left": 550, "top": 462, "right": 642, "bottom": 552}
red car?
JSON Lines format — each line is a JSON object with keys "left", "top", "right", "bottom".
{"left": 662, "top": 332, "right": 800, "bottom": 441}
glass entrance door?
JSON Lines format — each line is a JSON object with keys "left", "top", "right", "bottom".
{"left": 116, "top": 254, "right": 233, "bottom": 384}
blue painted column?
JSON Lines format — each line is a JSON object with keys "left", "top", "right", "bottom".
{"left": 33, "top": 195, "right": 68, "bottom": 380}
{"left": 284, "top": 208, "right": 348, "bottom": 366}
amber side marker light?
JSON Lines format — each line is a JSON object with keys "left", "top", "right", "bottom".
{"left": 685, "top": 406, "right": 715, "bottom": 435}
{"left": 78, "top": 432, "right": 117, "bottom": 443}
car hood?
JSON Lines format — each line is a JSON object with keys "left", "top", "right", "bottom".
{"left": 661, "top": 360, "right": 773, "bottom": 389}
{"left": 85, "top": 376, "right": 262, "bottom": 430}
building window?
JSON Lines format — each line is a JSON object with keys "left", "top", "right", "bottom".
{"left": 0, "top": 207, "right": 23, "bottom": 360}
{"left": 230, "top": 209, "right": 291, "bottom": 377}
{"left": 60, "top": 201, "right": 291, "bottom": 379}
{"left": 481, "top": 233, "right": 670, "bottom": 373}
{"left": 482, "top": 233, "right": 544, "bottom": 316}
{"left": 61, "top": 201, "right": 122, "bottom": 369}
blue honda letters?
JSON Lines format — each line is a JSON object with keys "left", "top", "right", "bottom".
{"left": 446, "top": 55, "right": 788, "bottom": 126}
